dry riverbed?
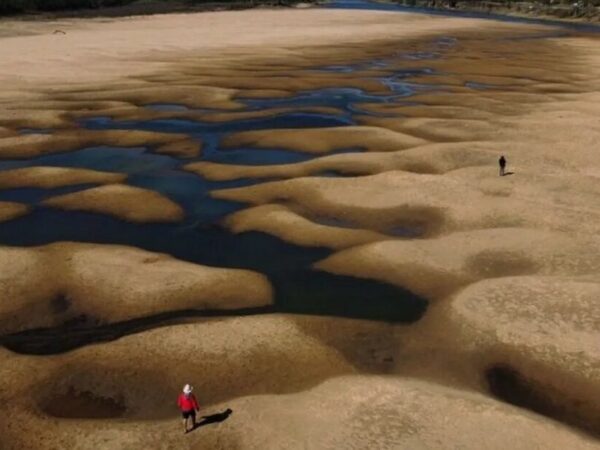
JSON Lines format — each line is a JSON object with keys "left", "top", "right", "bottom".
{"left": 0, "top": 6, "right": 599, "bottom": 449}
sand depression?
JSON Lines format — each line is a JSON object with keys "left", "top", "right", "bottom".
{"left": 0, "top": 4, "right": 599, "bottom": 449}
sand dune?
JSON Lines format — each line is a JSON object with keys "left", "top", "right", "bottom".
{"left": 0, "top": 201, "right": 29, "bottom": 223}
{"left": 0, "top": 166, "right": 126, "bottom": 189}
{"left": 0, "top": 242, "right": 273, "bottom": 335}
{"left": 316, "top": 228, "right": 600, "bottom": 298}
{"left": 0, "top": 5, "right": 599, "bottom": 449}
{"left": 42, "top": 184, "right": 185, "bottom": 223}
{"left": 222, "top": 126, "right": 428, "bottom": 154}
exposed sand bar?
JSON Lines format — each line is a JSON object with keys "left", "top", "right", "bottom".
{"left": 0, "top": 8, "right": 546, "bottom": 94}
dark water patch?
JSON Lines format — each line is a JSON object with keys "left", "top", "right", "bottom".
{"left": 0, "top": 208, "right": 427, "bottom": 348}
{"left": 241, "top": 87, "right": 400, "bottom": 111}
{"left": 127, "top": 169, "right": 262, "bottom": 220}
{"left": 81, "top": 112, "right": 352, "bottom": 136}
{"left": 205, "top": 145, "right": 362, "bottom": 168}
{"left": 205, "top": 147, "right": 313, "bottom": 166}
{"left": 272, "top": 270, "right": 424, "bottom": 322}
{"left": 0, "top": 183, "right": 98, "bottom": 204}
{"left": 0, "top": 146, "right": 176, "bottom": 174}
{"left": 486, "top": 365, "right": 600, "bottom": 437}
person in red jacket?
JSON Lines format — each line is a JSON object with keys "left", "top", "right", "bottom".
{"left": 178, "top": 384, "right": 200, "bottom": 433}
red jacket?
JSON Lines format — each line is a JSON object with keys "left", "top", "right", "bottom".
{"left": 178, "top": 393, "right": 199, "bottom": 412}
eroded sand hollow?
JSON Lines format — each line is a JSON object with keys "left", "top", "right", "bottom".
{"left": 0, "top": 6, "right": 599, "bottom": 450}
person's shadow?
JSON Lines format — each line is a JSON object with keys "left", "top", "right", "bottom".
{"left": 191, "top": 409, "right": 233, "bottom": 432}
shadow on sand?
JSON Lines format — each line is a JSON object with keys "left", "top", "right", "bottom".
{"left": 190, "top": 409, "right": 233, "bottom": 433}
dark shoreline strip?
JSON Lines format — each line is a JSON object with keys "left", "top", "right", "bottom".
{"left": 0, "top": 305, "right": 276, "bottom": 355}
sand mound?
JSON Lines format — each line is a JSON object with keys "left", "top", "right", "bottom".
{"left": 357, "top": 116, "right": 496, "bottom": 143}
{"left": 212, "top": 171, "right": 483, "bottom": 236}
{"left": 316, "top": 228, "right": 600, "bottom": 298}
{"left": 52, "top": 84, "right": 242, "bottom": 111}
{"left": 0, "top": 166, "right": 126, "bottom": 189}
{"left": 448, "top": 276, "right": 600, "bottom": 433}
{"left": 226, "top": 375, "right": 599, "bottom": 450}
{"left": 154, "top": 66, "right": 388, "bottom": 94}
{"left": 0, "top": 315, "right": 357, "bottom": 448}
{"left": 186, "top": 142, "right": 497, "bottom": 182}
{"left": 222, "top": 126, "right": 428, "bottom": 154}
{"left": 3, "top": 316, "right": 596, "bottom": 449}
{"left": 225, "top": 204, "right": 389, "bottom": 250}
{"left": 0, "top": 201, "right": 29, "bottom": 223}
{"left": 0, "top": 129, "right": 201, "bottom": 159}
{"left": 214, "top": 167, "right": 600, "bottom": 236}
{"left": 0, "top": 242, "right": 272, "bottom": 335}
{"left": 42, "top": 184, "right": 184, "bottom": 223}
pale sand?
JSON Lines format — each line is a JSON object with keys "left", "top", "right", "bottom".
{"left": 222, "top": 126, "right": 428, "bottom": 154}
{"left": 0, "top": 10, "right": 534, "bottom": 92}
{"left": 0, "top": 316, "right": 596, "bottom": 450}
{"left": 0, "top": 242, "right": 273, "bottom": 334}
{"left": 225, "top": 375, "right": 599, "bottom": 450}
{"left": 207, "top": 22, "right": 600, "bottom": 438}
{"left": 185, "top": 142, "right": 496, "bottom": 181}
{"left": 316, "top": 227, "right": 600, "bottom": 297}
{"left": 0, "top": 6, "right": 599, "bottom": 449}
{"left": 0, "top": 166, "right": 126, "bottom": 189}
{"left": 42, "top": 184, "right": 185, "bottom": 223}
{"left": 0, "top": 201, "right": 30, "bottom": 223}
{"left": 225, "top": 204, "right": 390, "bottom": 250}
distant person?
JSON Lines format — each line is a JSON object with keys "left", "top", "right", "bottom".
{"left": 499, "top": 155, "right": 507, "bottom": 176}
{"left": 178, "top": 384, "right": 200, "bottom": 433}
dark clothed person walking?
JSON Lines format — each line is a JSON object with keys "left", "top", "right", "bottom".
{"left": 499, "top": 156, "right": 507, "bottom": 176}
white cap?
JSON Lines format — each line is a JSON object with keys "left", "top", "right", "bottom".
{"left": 183, "top": 384, "right": 193, "bottom": 395}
